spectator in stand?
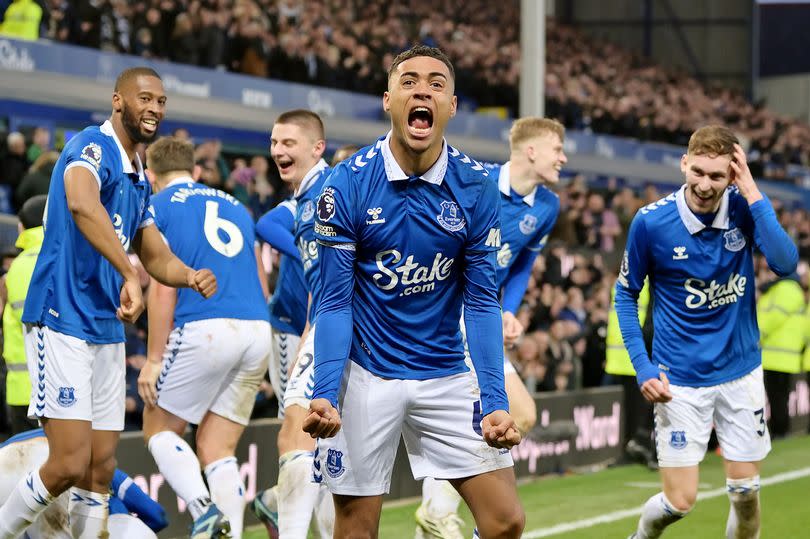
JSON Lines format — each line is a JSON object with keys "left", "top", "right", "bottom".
{"left": 25, "top": 128, "right": 50, "bottom": 164}
{"left": 168, "top": 12, "right": 198, "bottom": 65}
{"left": 1, "top": 133, "right": 29, "bottom": 195}
{"left": 15, "top": 151, "right": 58, "bottom": 210}
{"left": 0, "top": 0, "right": 42, "bottom": 40}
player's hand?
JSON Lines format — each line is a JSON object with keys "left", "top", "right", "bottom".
{"left": 729, "top": 143, "right": 763, "bottom": 205}
{"left": 117, "top": 277, "right": 144, "bottom": 323}
{"left": 482, "top": 410, "right": 522, "bottom": 449}
{"left": 303, "top": 398, "right": 342, "bottom": 438}
{"left": 137, "top": 359, "right": 162, "bottom": 407}
{"left": 502, "top": 311, "right": 524, "bottom": 347}
{"left": 187, "top": 268, "right": 217, "bottom": 298}
{"left": 640, "top": 372, "right": 673, "bottom": 403}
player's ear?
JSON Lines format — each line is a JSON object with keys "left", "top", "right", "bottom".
{"left": 112, "top": 91, "right": 123, "bottom": 113}
{"left": 192, "top": 164, "right": 202, "bottom": 182}
{"left": 449, "top": 95, "right": 457, "bottom": 118}
{"left": 383, "top": 91, "right": 391, "bottom": 113}
{"left": 680, "top": 154, "right": 688, "bottom": 176}
{"left": 314, "top": 138, "right": 326, "bottom": 158}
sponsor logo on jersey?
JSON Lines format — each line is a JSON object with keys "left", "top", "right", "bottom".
{"left": 317, "top": 188, "right": 336, "bottom": 222}
{"left": 301, "top": 200, "right": 315, "bottom": 222}
{"left": 519, "top": 214, "right": 538, "bottom": 235}
{"left": 57, "top": 387, "right": 76, "bottom": 407}
{"left": 373, "top": 249, "right": 454, "bottom": 297}
{"left": 617, "top": 250, "right": 630, "bottom": 287}
{"left": 684, "top": 272, "right": 747, "bottom": 310}
{"left": 326, "top": 448, "right": 345, "bottom": 478}
{"left": 723, "top": 227, "right": 746, "bottom": 252}
{"left": 112, "top": 213, "right": 130, "bottom": 250}
{"left": 366, "top": 207, "right": 385, "bottom": 225}
{"left": 298, "top": 236, "right": 318, "bottom": 272}
{"left": 80, "top": 143, "right": 102, "bottom": 170}
{"left": 497, "top": 243, "right": 512, "bottom": 268}
{"left": 485, "top": 228, "right": 501, "bottom": 248}
{"left": 669, "top": 430, "right": 687, "bottom": 450}
{"left": 437, "top": 200, "right": 466, "bottom": 232}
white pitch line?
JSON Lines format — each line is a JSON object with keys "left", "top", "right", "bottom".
{"left": 523, "top": 467, "right": 810, "bottom": 538}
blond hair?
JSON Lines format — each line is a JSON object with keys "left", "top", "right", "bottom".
{"left": 687, "top": 125, "right": 739, "bottom": 156}
{"left": 509, "top": 117, "right": 565, "bottom": 149}
{"left": 145, "top": 137, "right": 195, "bottom": 175}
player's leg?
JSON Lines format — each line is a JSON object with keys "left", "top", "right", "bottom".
{"left": 108, "top": 513, "right": 158, "bottom": 539}
{"left": 312, "top": 360, "right": 407, "bottom": 537}
{"left": 0, "top": 327, "right": 97, "bottom": 539}
{"left": 405, "top": 370, "right": 521, "bottom": 539}
{"left": 632, "top": 383, "right": 713, "bottom": 538}
{"left": 715, "top": 367, "right": 770, "bottom": 539}
{"left": 275, "top": 327, "right": 326, "bottom": 539}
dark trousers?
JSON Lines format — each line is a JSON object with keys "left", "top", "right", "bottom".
{"left": 8, "top": 405, "right": 39, "bottom": 436}
{"left": 606, "top": 374, "right": 655, "bottom": 449}
{"left": 764, "top": 370, "right": 792, "bottom": 438}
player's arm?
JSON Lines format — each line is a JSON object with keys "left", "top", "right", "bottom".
{"left": 730, "top": 145, "right": 799, "bottom": 276}
{"left": 132, "top": 224, "right": 217, "bottom": 296}
{"left": 464, "top": 180, "right": 520, "bottom": 449}
{"left": 500, "top": 249, "right": 538, "bottom": 345}
{"left": 255, "top": 202, "right": 300, "bottom": 259}
{"left": 64, "top": 166, "right": 142, "bottom": 322}
{"left": 614, "top": 216, "right": 671, "bottom": 402}
{"left": 138, "top": 276, "right": 176, "bottom": 407}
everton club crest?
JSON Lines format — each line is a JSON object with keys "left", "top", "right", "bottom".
{"left": 326, "top": 448, "right": 345, "bottom": 478}
{"left": 723, "top": 227, "right": 746, "bottom": 252}
{"left": 436, "top": 201, "right": 466, "bottom": 232}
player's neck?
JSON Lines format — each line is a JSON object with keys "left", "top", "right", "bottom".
{"left": 509, "top": 159, "right": 539, "bottom": 196}
{"left": 389, "top": 136, "right": 443, "bottom": 177}
{"left": 154, "top": 171, "right": 192, "bottom": 193}
{"left": 109, "top": 115, "right": 137, "bottom": 165}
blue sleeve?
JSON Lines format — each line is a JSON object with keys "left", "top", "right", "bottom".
{"left": 256, "top": 203, "right": 299, "bottom": 259}
{"left": 500, "top": 248, "right": 538, "bottom": 314}
{"left": 464, "top": 179, "right": 509, "bottom": 416}
{"left": 110, "top": 469, "right": 168, "bottom": 532}
{"left": 63, "top": 132, "right": 110, "bottom": 188}
{"left": 615, "top": 215, "right": 659, "bottom": 385}
{"left": 312, "top": 165, "right": 357, "bottom": 407}
{"left": 749, "top": 198, "right": 798, "bottom": 277}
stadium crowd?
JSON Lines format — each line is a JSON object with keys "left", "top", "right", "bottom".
{"left": 4, "top": 0, "right": 810, "bottom": 183}
{"left": 1, "top": 125, "right": 810, "bottom": 435}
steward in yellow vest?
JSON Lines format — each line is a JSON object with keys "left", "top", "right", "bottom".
{"left": 2, "top": 195, "right": 46, "bottom": 434}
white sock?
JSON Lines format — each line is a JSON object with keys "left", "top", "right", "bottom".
{"left": 147, "top": 431, "right": 210, "bottom": 519}
{"left": 726, "top": 476, "right": 760, "bottom": 539}
{"left": 314, "top": 484, "right": 335, "bottom": 539}
{"left": 421, "top": 477, "right": 462, "bottom": 518}
{"left": 68, "top": 487, "right": 109, "bottom": 539}
{"left": 636, "top": 492, "right": 688, "bottom": 539}
{"left": 0, "top": 469, "right": 55, "bottom": 539}
{"left": 108, "top": 513, "right": 157, "bottom": 539}
{"left": 277, "top": 450, "right": 320, "bottom": 539}
{"left": 205, "top": 457, "right": 245, "bottom": 539}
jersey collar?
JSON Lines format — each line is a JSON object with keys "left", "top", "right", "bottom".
{"left": 166, "top": 176, "right": 195, "bottom": 188}
{"left": 675, "top": 184, "right": 730, "bottom": 234}
{"left": 498, "top": 161, "right": 537, "bottom": 206}
{"left": 295, "top": 159, "right": 328, "bottom": 198}
{"left": 100, "top": 120, "right": 145, "bottom": 180}
{"left": 381, "top": 131, "right": 447, "bottom": 185}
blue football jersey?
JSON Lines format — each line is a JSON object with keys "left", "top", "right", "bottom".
{"left": 615, "top": 185, "right": 798, "bottom": 387}
{"left": 313, "top": 134, "right": 508, "bottom": 414}
{"left": 149, "top": 178, "right": 268, "bottom": 325}
{"left": 23, "top": 121, "right": 153, "bottom": 344}
{"left": 294, "top": 159, "right": 329, "bottom": 321}
{"left": 488, "top": 162, "right": 559, "bottom": 288}
{"left": 266, "top": 200, "right": 308, "bottom": 335}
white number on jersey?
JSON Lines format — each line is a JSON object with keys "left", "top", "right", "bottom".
{"left": 204, "top": 201, "right": 244, "bottom": 257}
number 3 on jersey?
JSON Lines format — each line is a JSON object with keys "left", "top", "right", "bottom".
{"left": 204, "top": 201, "right": 244, "bottom": 257}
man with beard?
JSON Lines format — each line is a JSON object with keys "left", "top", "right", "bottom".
{"left": 616, "top": 125, "right": 798, "bottom": 538}
{"left": 0, "top": 67, "right": 217, "bottom": 539}
{"left": 304, "top": 46, "right": 524, "bottom": 538}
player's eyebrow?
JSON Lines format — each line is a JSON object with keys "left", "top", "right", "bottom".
{"left": 400, "top": 71, "right": 448, "bottom": 81}
{"left": 691, "top": 165, "right": 726, "bottom": 178}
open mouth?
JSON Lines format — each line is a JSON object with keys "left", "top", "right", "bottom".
{"left": 141, "top": 117, "right": 158, "bottom": 134}
{"left": 407, "top": 106, "right": 433, "bottom": 139}
{"left": 276, "top": 158, "right": 294, "bottom": 175}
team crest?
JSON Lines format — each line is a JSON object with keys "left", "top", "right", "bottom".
{"left": 519, "top": 214, "right": 538, "bottom": 235}
{"left": 57, "top": 387, "right": 76, "bottom": 408}
{"left": 326, "top": 448, "right": 345, "bottom": 478}
{"left": 436, "top": 201, "right": 466, "bottom": 232}
{"left": 80, "top": 143, "right": 102, "bottom": 171}
{"left": 301, "top": 200, "right": 315, "bottom": 222}
{"left": 669, "top": 431, "right": 687, "bottom": 450}
{"left": 723, "top": 227, "right": 746, "bottom": 252}
{"left": 317, "top": 188, "right": 336, "bottom": 222}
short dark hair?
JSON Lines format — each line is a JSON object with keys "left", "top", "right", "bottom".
{"left": 275, "top": 109, "right": 325, "bottom": 140}
{"left": 114, "top": 67, "right": 162, "bottom": 92}
{"left": 18, "top": 195, "right": 47, "bottom": 229}
{"left": 145, "top": 137, "right": 195, "bottom": 175}
{"left": 388, "top": 45, "right": 455, "bottom": 82}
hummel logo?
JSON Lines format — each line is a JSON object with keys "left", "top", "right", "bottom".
{"left": 673, "top": 246, "right": 689, "bottom": 260}
{"left": 366, "top": 207, "right": 385, "bottom": 225}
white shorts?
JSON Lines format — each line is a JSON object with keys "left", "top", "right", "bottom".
{"left": 25, "top": 325, "right": 125, "bottom": 430}
{"left": 460, "top": 316, "right": 516, "bottom": 376}
{"left": 314, "top": 361, "right": 514, "bottom": 496}
{"left": 268, "top": 328, "right": 301, "bottom": 418}
{"left": 655, "top": 366, "right": 772, "bottom": 467}
{"left": 284, "top": 327, "right": 315, "bottom": 410}
{"left": 155, "top": 318, "right": 271, "bottom": 426}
